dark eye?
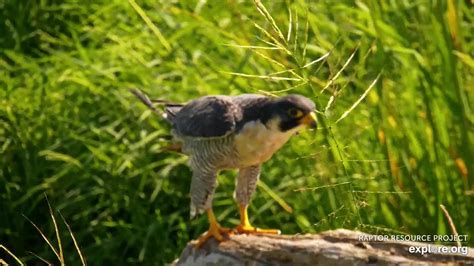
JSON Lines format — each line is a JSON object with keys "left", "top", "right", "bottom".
{"left": 287, "top": 108, "right": 303, "bottom": 118}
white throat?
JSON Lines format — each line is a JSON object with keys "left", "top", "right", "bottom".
{"left": 234, "top": 117, "right": 304, "bottom": 167}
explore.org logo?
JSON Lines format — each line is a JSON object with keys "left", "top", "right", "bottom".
{"left": 358, "top": 234, "right": 470, "bottom": 255}
{"left": 408, "top": 245, "right": 469, "bottom": 255}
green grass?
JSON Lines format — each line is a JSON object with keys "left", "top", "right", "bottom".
{"left": 1, "top": 0, "right": 473, "bottom": 264}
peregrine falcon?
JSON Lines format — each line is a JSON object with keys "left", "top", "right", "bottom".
{"left": 131, "top": 90, "right": 317, "bottom": 247}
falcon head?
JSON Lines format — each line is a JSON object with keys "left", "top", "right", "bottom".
{"left": 268, "top": 94, "right": 317, "bottom": 132}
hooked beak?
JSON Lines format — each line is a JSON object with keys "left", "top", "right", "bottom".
{"left": 299, "top": 111, "right": 317, "bottom": 129}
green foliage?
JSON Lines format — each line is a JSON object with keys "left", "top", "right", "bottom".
{"left": 1, "top": 0, "right": 473, "bottom": 264}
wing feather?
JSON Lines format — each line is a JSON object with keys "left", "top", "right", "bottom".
{"left": 173, "top": 96, "right": 242, "bottom": 138}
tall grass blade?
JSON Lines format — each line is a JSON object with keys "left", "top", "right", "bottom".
{"left": 59, "top": 212, "right": 87, "bottom": 266}
{"left": 293, "top": 10, "right": 298, "bottom": 54}
{"left": 287, "top": 7, "right": 292, "bottom": 42}
{"left": 302, "top": 52, "right": 331, "bottom": 68}
{"left": 27, "top": 251, "right": 51, "bottom": 265}
{"left": 23, "top": 215, "right": 61, "bottom": 261}
{"left": 260, "top": 81, "right": 308, "bottom": 93}
{"left": 128, "top": 0, "right": 171, "bottom": 51}
{"left": 45, "top": 195, "right": 64, "bottom": 265}
{"left": 258, "top": 181, "right": 293, "bottom": 213}
{"left": 254, "top": 0, "right": 286, "bottom": 43}
{"left": 335, "top": 73, "right": 381, "bottom": 124}
{"left": 440, "top": 204, "right": 461, "bottom": 247}
{"left": 294, "top": 181, "right": 352, "bottom": 192}
{"left": 252, "top": 21, "right": 289, "bottom": 54}
{"left": 253, "top": 50, "right": 287, "bottom": 68}
{"left": 38, "top": 150, "right": 82, "bottom": 168}
{"left": 222, "top": 44, "right": 282, "bottom": 50}
{"left": 221, "top": 71, "right": 301, "bottom": 81}
{"left": 0, "top": 245, "right": 24, "bottom": 265}
{"left": 302, "top": 8, "right": 309, "bottom": 59}
{"left": 321, "top": 45, "right": 359, "bottom": 93}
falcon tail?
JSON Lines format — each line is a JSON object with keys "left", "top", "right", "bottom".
{"left": 129, "top": 88, "right": 183, "bottom": 123}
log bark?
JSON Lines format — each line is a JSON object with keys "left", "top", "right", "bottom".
{"left": 174, "top": 229, "right": 474, "bottom": 265}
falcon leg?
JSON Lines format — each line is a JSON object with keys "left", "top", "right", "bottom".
{"left": 235, "top": 204, "right": 281, "bottom": 235}
{"left": 234, "top": 166, "right": 281, "bottom": 235}
{"left": 194, "top": 209, "right": 232, "bottom": 248}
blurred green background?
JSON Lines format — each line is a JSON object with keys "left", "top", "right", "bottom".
{"left": 1, "top": 0, "right": 472, "bottom": 264}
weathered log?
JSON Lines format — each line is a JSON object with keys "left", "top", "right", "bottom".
{"left": 174, "top": 229, "right": 474, "bottom": 265}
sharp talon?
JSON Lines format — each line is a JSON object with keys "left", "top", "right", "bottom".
{"left": 194, "top": 226, "right": 232, "bottom": 248}
{"left": 194, "top": 209, "right": 232, "bottom": 248}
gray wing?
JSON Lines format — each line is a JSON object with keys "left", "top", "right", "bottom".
{"left": 172, "top": 95, "right": 242, "bottom": 138}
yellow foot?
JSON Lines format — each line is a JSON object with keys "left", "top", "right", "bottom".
{"left": 235, "top": 224, "right": 281, "bottom": 235}
{"left": 194, "top": 226, "right": 232, "bottom": 248}
{"left": 235, "top": 204, "right": 281, "bottom": 235}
